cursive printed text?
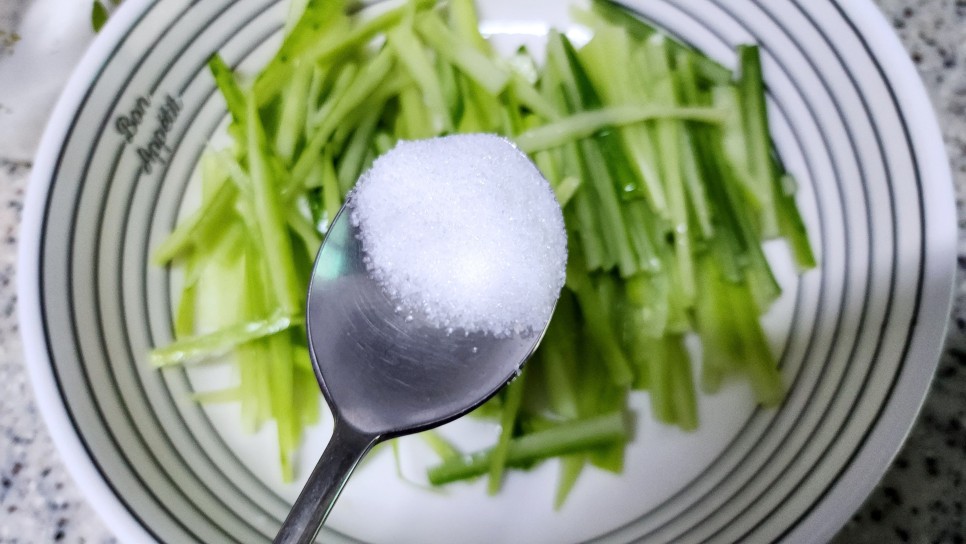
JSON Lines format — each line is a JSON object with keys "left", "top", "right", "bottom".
{"left": 115, "top": 95, "right": 151, "bottom": 143}
{"left": 135, "top": 94, "right": 182, "bottom": 175}
{"left": 113, "top": 93, "right": 184, "bottom": 175}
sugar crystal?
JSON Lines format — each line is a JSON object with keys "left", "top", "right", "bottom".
{"left": 349, "top": 134, "right": 567, "bottom": 336}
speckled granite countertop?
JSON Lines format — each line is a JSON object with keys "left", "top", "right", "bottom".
{"left": 0, "top": 0, "right": 963, "bottom": 542}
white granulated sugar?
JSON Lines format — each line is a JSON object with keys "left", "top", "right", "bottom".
{"left": 349, "top": 133, "right": 567, "bottom": 336}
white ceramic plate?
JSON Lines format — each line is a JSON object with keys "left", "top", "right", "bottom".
{"left": 19, "top": 0, "right": 956, "bottom": 542}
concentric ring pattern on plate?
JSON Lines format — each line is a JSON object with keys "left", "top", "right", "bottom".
{"left": 18, "top": 0, "right": 955, "bottom": 542}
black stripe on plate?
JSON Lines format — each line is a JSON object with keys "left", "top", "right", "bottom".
{"left": 585, "top": 0, "right": 842, "bottom": 539}
{"left": 84, "top": 0, "right": 285, "bottom": 539}
{"left": 76, "top": 0, "right": 242, "bottom": 537}
{"left": 45, "top": 0, "right": 288, "bottom": 537}
{"left": 686, "top": 0, "right": 890, "bottom": 539}
{"left": 40, "top": 1, "right": 200, "bottom": 540}
{"left": 717, "top": 0, "right": 902, "bottom": 539}
{"left": 774, "top": 0, "right": 928, "bottom": 537}
{"left": 137, "top": 4, "right": 365, "bottom": 541}
{"left": 133, "top": 15, "right": 300, "bottom": 528}
{"left": 102, "top": 34, "right": 265, "bottom": 544}
{"left": 147, "top": 87, "right": 293, "bottom": 514}
{"left": 645, "top": 6, "right": 856, "bottom": 543}
{"left": 139, "top": 10, "right": 413, "bottom": 542}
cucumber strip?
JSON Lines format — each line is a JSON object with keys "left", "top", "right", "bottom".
{"left": 266, "top": 331, "right": 298, "bottom": 482}
{"left": 319, "top": 150, "right": 342, "bottom": 233}
{"left": 663, "top": 259, "right": 693, "bottom": 335}
{"left": 725, "top": 276, "right": 784, "bottom": 406}
{"left": 587, "top": 422, "right": 626, "bottom": 473}
{"left": 396, "top": 85, "right": 436, "bottom": 139}
{"left": 571, "top": 328, "right": 628, "bottom": 472}
{"left": 695, "top": 262, "right": 738, "bottom": 394}
{"left": 238, "top": 341, "right": 270, "bottom": 432}
{"left": 421, "top": 430, "right": 461, "bottom": 460}
{"left": 432, "top": 51, "right": 459, "bottom": 116}
{"left": 713, "top": 85, "right": 763, "bottom": 209}
{"left": 254, "top": 0, "right": 432, "bottom": 104}
{"left": 238, "top": 243, "right": 273, "bottom": 433}
{"left": 487, "top": 371, "right": 527, "bottom": 494}
{"left": 287, "top": 195, "right": 323, "bottom": 252}
{"left": 415, "top": 12, "right": 510, "bottom": 96}
{"left": 454, "top": 72, "right": 504, "bottom": 132}
{"left": 674, "top": 53, "right": 716, "bottom": 240}
{"left": 679, "top": 133, "right": 714, "bottom": 240}
{"left": 510, "top": 73, "right": 561, "bottom": 121}
{"left": 578, "top": 141, "right": 637, "bottom": 275}
{"left": 564, "top": 39, "right": 656, "bottom": 219}
{"left": 577, "top": 25, "right": 668, "bottom": 212}
{"left": 209, "top": 148, "right": 253, "bottom": 196}
{"left": 665, "top": 334, "right": 698, "bottom": 430}
{"left": 306, "top": 62, "right": 359, "bottom": 138}
{"left": 426, "top": 412, "right": 630, "bottom": 486}
{"left": 566, "top": 33, "right": 664, "bottom": 277}
{"left": 566, "top": 157, "right": 609, "bottom": 271}
{"left": 623, "top": 203, "right": 662, "bottom": 274}
{"left": 715, "top": 134, "right": 783, "bottom": 310}
{"left": 373, "top": 131, "right": 396, "bottom": 155}
{"left": 448, "top": 0, "right": 490, "bottom": 54}
{"left": 623, "top": 272, "right": 670, "bottom": 361}
{"left": 737, "top": 45, "right": 780, "bottom": 237}
{"left": 514, "top": 105, "right": 724, "bottom": 153}
{"left": 571, "top": 273, "right": 634, "bottom": 387}
{"left": 686, "top": 121, "right": 749, "bottom": 282}
{"left": 275, "top": 61, "right": 314, "bottom": 163}
{"left": 208, "top": 54, "right": 247, "bottom": 127}
{"left": 304, "top": 64, "right": 328, "bottom": 128}
{"left": 246, "top": 95, "right": 303, "bottom": 315}
{"left": 545, "top": 31, "right": 581, "bottom": 111}
{"left": 588, "top": 0, "right": 731, "bottom": 85}
{"left": 694, "top": 255, "right": 782, "bottom": 405}
{"left": 553, "top": 176, "right": 581, "bottom": 208}
{"left": 149, "top": 311, "right": 302, "bottom": 367}
{"left": 192, "top": 386, "right": 243, "bottom": 404}
{"left": 387, "top": 22, "right": 453, "bottom": 133}
{"left": 177, "top": 223, "right": 245, "bottom": 335}
{"left": 538, "top": 79, "right": 607, "bottom": 270}
{"left": 292, "top": 47, "right": 395, "bottom": 186}
{"left": 645, "top": 335, "right": 674, "bottom": 424}
{"left": 282, "top": 0, "right": 311, "bottom": 34}
{"left": 294, "top": 362, "right": 321, "bottom": 425}
{"left": 775, "top": 173, "right": 817, "bottom": 269}
{"left": 256, "top": 0, "right": 348, "bottom": 104}
{"left": 336, "top": 106, "right": 383, "bottom": 194}
{"left": 548, "top": 33, "right": 639, "bottom": 275}
{"left": 554, "top": 455, "right": 586, "bottom": 510}
{"left": 540, "top": 293, "right": 580, "bottom": 419}
{"left": 152, "top": 174, "right": 237, "bottom": 264}
{"left": 645, "top": 36, "right": 697, "bottom": 306}
{"left": 531, "top": 139, "right": 562, "bottom": 186}
{"left": 174, "top": 265, "right": 198, "bottom": 338}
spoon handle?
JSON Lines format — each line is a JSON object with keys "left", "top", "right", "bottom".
{"left": 274, "top": 422, "right": 378, "bottom": 544}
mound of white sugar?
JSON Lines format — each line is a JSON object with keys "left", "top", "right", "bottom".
{"left": 349, "top": 133, "right": 568, "bottom": 336}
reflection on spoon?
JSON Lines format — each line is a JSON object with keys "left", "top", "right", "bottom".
{"left": 273, "top": 134, "right": 567, "bottom": 544}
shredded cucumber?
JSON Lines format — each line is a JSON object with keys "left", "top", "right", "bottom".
{"left": 151, "top": 0, "right": 814, "bottom": 505}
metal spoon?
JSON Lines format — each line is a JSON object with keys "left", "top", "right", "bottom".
{"left": 273, "top": 201, "right": 558, "bottom": 544}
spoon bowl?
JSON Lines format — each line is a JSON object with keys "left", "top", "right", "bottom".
{"left": 274, "top": 202, "right": 555, "bottom": 543}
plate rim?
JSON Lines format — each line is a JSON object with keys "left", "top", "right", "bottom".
{"left": 16, "top": 0, "right": 958, "bottom": 542}
{"left": 781, "top": 0, "right": 956, "bottom": 539}
{"left": 18, "top": 0, "right": 163, "bottom": 541}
